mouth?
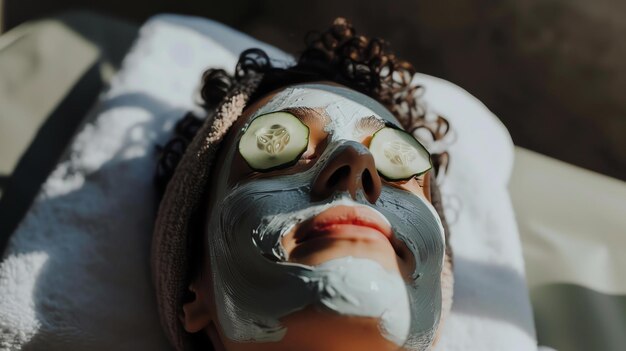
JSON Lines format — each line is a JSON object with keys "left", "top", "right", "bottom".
{"left": 293, "top": 205, "right": 394, "bottom": 247}
{"left": 279, "top": 203, "right": 416, "bottom": 277}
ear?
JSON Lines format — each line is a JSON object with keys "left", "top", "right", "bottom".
{"left": 181, "top": 283, "right": 212, "bottom": 333}
{"left": 424, "top": 171, "right": 432, "bottom": 203}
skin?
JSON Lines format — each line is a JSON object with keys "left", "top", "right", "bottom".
{"left": 182, "top": 81, "right": 436, "bottom": 351}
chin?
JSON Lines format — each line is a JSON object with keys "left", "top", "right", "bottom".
{"left": 286, "top": 236, "right": 401, "bottom": 274}
{"left": 276, "top": 305, "right": 408, "bottom": 351}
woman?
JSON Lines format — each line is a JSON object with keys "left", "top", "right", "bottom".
{"left": 153, "top": 18, "right": 453, "bottom": 351}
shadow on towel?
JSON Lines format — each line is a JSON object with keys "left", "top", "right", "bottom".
{"left": 452, "top": 256, "right": 537, "bottom": 338}
{"left": 8, "top": 92, "right": 184, "bottom": 350}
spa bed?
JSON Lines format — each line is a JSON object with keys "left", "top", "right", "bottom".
{"left": 1, "top": 11, "right": 624, "bottom": 351}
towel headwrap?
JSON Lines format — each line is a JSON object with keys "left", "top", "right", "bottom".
{"left": 152, "top": 69, "right": 263, "bottom": 350}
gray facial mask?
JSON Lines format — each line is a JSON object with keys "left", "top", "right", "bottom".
{"left": 204, "top": 84, "right": 445, "bottom": 350}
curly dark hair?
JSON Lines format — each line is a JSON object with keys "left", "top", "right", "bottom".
{"left": 156, "top": 17, "right": 451, "bottom": 196}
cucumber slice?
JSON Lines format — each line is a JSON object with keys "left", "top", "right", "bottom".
{"left": 239, "top": 112, "right": 310, "bottom": 171}
{"left": 369, "top": 127, "right": 432, "bottom": 181}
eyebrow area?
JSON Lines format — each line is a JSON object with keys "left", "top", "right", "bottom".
{"left": 355, "top": 115, "right": 386, "bottom": 134}
{"left": 281, "top": 107, "right": 386, "bottom": 136}
{"left": 281, "top": 106, "right": 330, "bottom": 127}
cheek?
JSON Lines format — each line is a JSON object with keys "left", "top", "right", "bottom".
{"left": 208, "top": 176, "right": 320, "bottom": 270}
{"left": 385, "top": 178, "right": 428, "bottom": 202}
{"left": 376, "top": 187, "right": 445, "bottom": 275}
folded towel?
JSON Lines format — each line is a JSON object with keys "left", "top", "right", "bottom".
{"left": 0, "top": 14, "right": 536, "bottom": 350}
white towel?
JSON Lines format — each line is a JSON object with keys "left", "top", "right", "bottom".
{"left": 0, "top": 14, "right": 537, "bottom": 350}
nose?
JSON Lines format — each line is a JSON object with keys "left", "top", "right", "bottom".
{"left": 311, "top": 141, "right": 382, "bottom": 204}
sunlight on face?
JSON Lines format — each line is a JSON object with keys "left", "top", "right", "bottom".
{"left": 193, "top": 82, "right": 445, "bottom": 351}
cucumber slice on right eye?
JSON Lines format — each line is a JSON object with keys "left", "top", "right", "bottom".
{"left": 238, "top": 112, "right": 310, "bottom": 171}
{"left": 369, "top": 127, "right": 432, "bottom": 181}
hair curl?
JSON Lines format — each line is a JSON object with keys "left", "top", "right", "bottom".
{"left": 156, "top": 17, "right": 451, "bottom": 194}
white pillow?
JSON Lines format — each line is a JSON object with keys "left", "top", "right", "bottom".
{"left": 0, "top": 14, "right": 536, "bottom": 350}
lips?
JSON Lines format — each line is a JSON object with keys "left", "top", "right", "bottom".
{"left": 293, "top": 205, "right": 393, "bottom": 245}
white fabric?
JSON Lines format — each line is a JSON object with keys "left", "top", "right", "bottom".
{"left": 510, "top": 147, "right": 626, "bottom": 294}
{"left": 419, "top": 74, "right": 537, "bottom": 350}
{"left": 0, "top": 14, "right": 536, "bottom": 350}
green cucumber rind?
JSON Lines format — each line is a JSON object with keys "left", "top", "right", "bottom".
{"left": 377, "top": 163, "right": 433, "bottom": 182}
{"left": 369, "top": 126, "right": 433, "bottom": 181}
{"left": 238, "top": 112, "right": 310, "bottom": 172}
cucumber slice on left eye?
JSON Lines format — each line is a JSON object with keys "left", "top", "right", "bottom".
{"left": 369, "top": 127, "right": 432, "bottom": 181}
{"left": 238, "top": 112, "right": 310, "bottom": 171}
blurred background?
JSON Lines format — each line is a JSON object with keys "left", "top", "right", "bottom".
{"left": 2, "top": 0, "right": 625, "bottom": 180}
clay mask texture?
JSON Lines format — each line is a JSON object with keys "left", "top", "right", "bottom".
{"left": 204, "top": 84, "right": 446, "bottom": 350}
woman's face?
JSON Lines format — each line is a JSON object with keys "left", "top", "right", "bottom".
{"left": 183, "top": 82, "right": 446, "bottom": 351}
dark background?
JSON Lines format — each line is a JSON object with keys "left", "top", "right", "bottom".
{"left": 3, "top": 0, "right": 626, "bottom": 180}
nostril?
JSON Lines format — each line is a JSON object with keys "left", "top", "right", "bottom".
{"left": 362, "top": 169, "right": 374, "bottom": 195}
{"left": 327, "top": 165, "right": 351, "bottom": 188}
{"left": 311, "top": 141, "right": 383, "bottom": 202}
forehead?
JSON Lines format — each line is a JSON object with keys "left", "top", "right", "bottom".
{"left": 247, "top": 83, "right": 402, "bottom": 131}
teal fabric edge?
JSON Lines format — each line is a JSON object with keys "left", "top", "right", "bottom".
{"left": 531, "top": 282, "right": 626, "bottom": 351}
